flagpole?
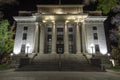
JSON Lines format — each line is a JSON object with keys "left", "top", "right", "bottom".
{"left": 59, "top": 0, "right": 61, "bottom": 5}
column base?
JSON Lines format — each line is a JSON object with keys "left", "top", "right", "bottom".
{"left": 76, "top": 52, "right": 81, "bottom": 54}
{"left": 64, "top": 52, "right": 69, "bottom": 54}
{"left": 51, "top": 52, "right": 56, "bottom": 54}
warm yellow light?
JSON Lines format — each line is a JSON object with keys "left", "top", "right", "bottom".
{"left": 67, "top": 16, "right": 76, "bottom": 20}
{"left": 43, "top": 20, "right": 46, "bottom": 23}
{"left": 44, "top": 16, "right": 55, "bottom": 21}
{"left": 51, "top": 20, "right": 55, "bottom": 22}
{"left": 66, "top": 20, "right": 69, "bottom": 23}
{"left": 55, "top": 9, "right": 63, "bottom": 14}
{"left": 74, "top": 20, "right": 78, "bottom": 22}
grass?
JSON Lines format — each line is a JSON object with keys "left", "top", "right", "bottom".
{"left": 109, "top": 66, "right": 120, "bottom": 71}
{"left": 0, "top": 64, "right": 11, "bottom": 71}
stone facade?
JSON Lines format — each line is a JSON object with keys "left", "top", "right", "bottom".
{"left": 13, "top": 5, "right": 108, "bottom": 57}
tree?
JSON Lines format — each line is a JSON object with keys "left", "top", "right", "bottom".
{"left": 97, "top": 0, "right": 118, "bottom": 15}
{"left": 111, "top": 46, "right": 120, "bottom": 65}
{"left": 108, "top": 3, "right": 120, "bottom": 65}
{"left": 111, "top": 4, "right": 120, "bottom": 48}
{"left": 0, "top": 20, "right": 14, "bottom": 64}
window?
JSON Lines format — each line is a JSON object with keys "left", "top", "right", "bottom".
{"left": 57, "top": 35, "right": 63, "bottom": 41}
{"left": 69, "top": 34, "right": 73, "bottom": 41}
{"left": 93, "top": 26, "right": 97, "bottom": 30}
{"left": 57, "top": 28, "right": 63, "bottom": 32}
{"left": 69, "top": 28, "right": 73, "bottom": 32}
{"left": 93, "top": 33, "right": 98, "bottom": 40}
{"left": 69, "top": 45, "right": 73, "bottom": 53}
{"left": 47, "top": 35, "right": 52, "bottom": 42}
{"left": 48, "top": 28, "right": 52, "bottom": 32}
{"left": 21, "top": 44, "right": 25, "bottom": 53}
{"left": 24, "top": 26, "right": 28, "bottom": 30}
{"left": 47, "top": 45, "right": 51, "bottom": 53}
{"left": 95, "top": 44, "right": 100, "bottom": 52}
{"left": 23, "top": 33, "right": 27, "bottom": 40}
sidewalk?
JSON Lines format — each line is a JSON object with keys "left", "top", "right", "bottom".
{"left": 0, "top": 69, "right": 120, "bottom": 80}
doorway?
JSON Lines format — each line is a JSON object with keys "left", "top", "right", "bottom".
{"left": 57, "top": 44, "right": 64, "bottom": 54}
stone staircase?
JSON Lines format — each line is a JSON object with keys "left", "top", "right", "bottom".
{"left": 15, "top": 54, "right": 103, "bottom": 71}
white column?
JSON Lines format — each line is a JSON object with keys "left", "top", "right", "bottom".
{"left": 34, "top": 22, "right": 39, "bottom": 53}
{"left": 82, "top": 22, "right": 86, "bottom": 53}
{"left": 64, "top": 21, "right": 69, "bottom": 54}
{"left": 76, "top": 22, "right": 81, "bottom": 54}
{"left": 52, "top": 21, "right": 56, "bottom": 54}
{"left": 39, "top": 23, "right": 44, "bottom": 54}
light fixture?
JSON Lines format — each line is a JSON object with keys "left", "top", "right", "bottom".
{"left": 90, "top": 43, "right": 94, "bottom": 57}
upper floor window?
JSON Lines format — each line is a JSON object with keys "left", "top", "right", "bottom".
{"left": 93, "top": 33, "right": 98, "bottom": 40}
{"left": 69, "top": 34, "right": 73, "bottom": 41}
{"left": 23, "top": 33, "right": 27, "bottom": 40}
{"left": 69, "top": 28, "right": 73, "bottom": 32}
{"left": 93, "top": 26, "right": 97, "bottom": 30}
{"left": 47, "top": 35, "right": 52, "bottom": 42}
{"left": 48, "top": 28, "right": 52, "bottom": 32}
{"left": 24, "top": 26, "right": 28, "bottom": 30}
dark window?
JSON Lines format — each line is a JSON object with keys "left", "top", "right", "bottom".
{"left": 47, "top": 35, "right": 52, "bottom": 42}
{"left": 69, "top": 28, "right": 73, "bottom": 32}
{"left": 69, "top": 45, "right": 73, "bottom": 53}
{"left": 93, "top": 33, "right": 98, "bottom": 40}
{"left": 95, "top": 44, "right": 100, "bottom": 52}
{"left": 69, "top": 34, "right": 73, "bottom": 41}
{"left": 57, "top": 35, "right": 63, "bottom": 41}
{"left": 47, "top": 45, "right": 51, "bottom": 53}
{"left": 21, "top": 44, "right": 26, "bottom": 53}
{"left": 23, "top": 33, "right": 27, "bottom": 40}
{"left": 57, "top": 28, "right": 63, "bottom": 32}
{"left": 48, "top": 28, "right": 52, "bottom": 32}
{"left": 93, "top": 26, "right": 97, "bottom": 30}
{"left": 24, "top": 26, "right": 28, "bottom": 30}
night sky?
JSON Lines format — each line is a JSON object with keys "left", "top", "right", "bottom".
{"left": 18, "top": 0, "right": 84, "bottom": 10}
{"left": 1, "top": 0, "right": 94, "bottom": 22}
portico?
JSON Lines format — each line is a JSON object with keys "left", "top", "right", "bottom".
{"left": 34, "top": 14, "right": 87, "bottom": 55}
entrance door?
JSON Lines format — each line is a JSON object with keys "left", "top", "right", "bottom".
{"left": 57, "top": 44, "right": 64, "bottom": 54}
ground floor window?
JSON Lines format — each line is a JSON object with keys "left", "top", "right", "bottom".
{"left": 69, "top": 45, "right": 73, "bottom": 53}
{"left": 21, "top": 44, "right": 25, "bottom": 53}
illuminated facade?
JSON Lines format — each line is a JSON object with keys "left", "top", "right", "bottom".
{"left": 13, "top": 5, "right": 107, "bottom": 58}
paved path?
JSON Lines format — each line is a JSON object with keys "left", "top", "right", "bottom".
{"left": 0, "top": 69, "right": 120, "bottom": 80}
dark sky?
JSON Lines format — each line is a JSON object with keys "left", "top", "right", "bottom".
{"left": 1, "top": 0, "right": 91, "bottom": 22}
{"left": 18, "top": 0, "right": 84, "bottom": 10}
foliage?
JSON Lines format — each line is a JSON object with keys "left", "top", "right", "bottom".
{"left": 108, "top": 3, "right": 120, "bottom": 65}
{"left": 0, "top": 64, "right": 11, "bottom": 70}
{"left": 97, "top": 0, "right": 118, "bottom": 15}
{"left": 111, "top": 4, "right": 120, "bottom": 48}
{"left": 0, "top": 20, "right": 9, "bottom": 55}
{"left": 0, "top": 20, "right": 14, "bottom": 63}
{"left": 109, "top": 66, "right": 120, "bottom": 71}
{"left": 111, "top": 46, "right": 120, "bottom": 61}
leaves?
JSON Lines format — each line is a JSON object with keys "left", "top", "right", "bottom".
{"left": 97, "top": 0, "right": 118, "bottom": 15}
{"left": 111, "top": 46, "right": 120, "bottom": 61}
{"left": 0, "top": 20, "right": 14, "bottom": 56}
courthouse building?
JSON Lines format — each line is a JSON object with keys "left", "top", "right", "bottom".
{"left": 13, "top": 5, "right": 108, "bottom": 58}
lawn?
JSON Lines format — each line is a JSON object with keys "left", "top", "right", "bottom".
{"left": 109, "top": 66, "right": 120, "bottom": 71}
{"left": 0, "top": 64, "right": 11, "bottom": 71}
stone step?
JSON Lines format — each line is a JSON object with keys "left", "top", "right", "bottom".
{"left": 16, "top": 61, "right": 103, "bottom": 71}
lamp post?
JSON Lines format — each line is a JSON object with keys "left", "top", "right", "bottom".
{"left": 26, "top": 43, "right": 30, "bottom": 57}
{"left": 107, "top": 53, "right": 111, "bottom": 60}
{"left": 90, "top": 44, "right": 94, "bottom": 57}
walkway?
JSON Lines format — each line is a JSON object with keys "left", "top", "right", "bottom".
{"left": 0, "top": 69, "right": 120, "bottom": 80}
